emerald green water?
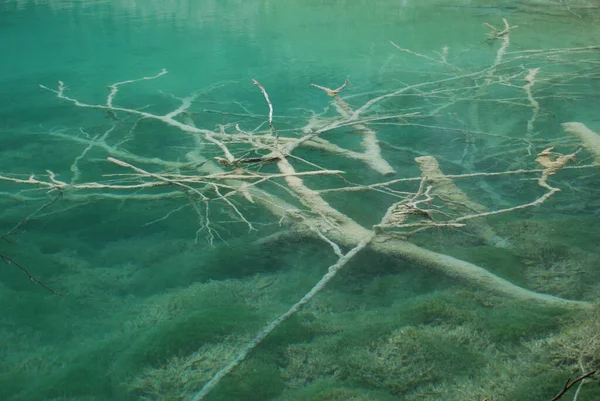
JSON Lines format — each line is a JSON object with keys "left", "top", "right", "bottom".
{"left": 1, "top": 1, "right": 600, "bottom": 400}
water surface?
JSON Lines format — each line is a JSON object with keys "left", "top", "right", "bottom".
{"left": 1, "top": 1, "right": 599, "bottom": 400}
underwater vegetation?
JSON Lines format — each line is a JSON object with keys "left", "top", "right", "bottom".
{"left": 1, "top": 0, "right": 600, "bottom": 400}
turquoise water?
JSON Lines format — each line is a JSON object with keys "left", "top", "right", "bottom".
{"left": 1, "top": 1, "right": 600, "bottom": 400}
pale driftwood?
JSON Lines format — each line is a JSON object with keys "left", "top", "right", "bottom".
{"left": 242, "top": 158, "right": 589, "bottom": 311}
{"left": 26, "top": 59, "right": 598, "bottom": 311}
{"left": 190, "top": 150, "right": 591, "bottom": 401}
{"left": 190, "top": 235, "right": 374, "bottom": 401}
{"left": 562, "top": 122, "right": 600, "bottom": 163}
{"left": 311, "top": 81, "right": 396, "bottom": 176}
{"left": 3, "top": 29, "right": 595, "bottom": 401}
{"left": 415, "top": 155, "right": 511, "bottom": 248}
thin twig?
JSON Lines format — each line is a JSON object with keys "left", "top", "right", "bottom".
{"left": 1, "top": 196, "right": 66, "bottom": 295}
{"left": 550, "top": 370, "right": 597, "bottom": 401}
{"left": 0, "top": 253, "right": 67, "bottom": 296}
{"left": 252, "top": 79, "right": 278, "bottom": 146}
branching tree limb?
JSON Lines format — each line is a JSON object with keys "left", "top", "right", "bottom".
{"left": 0, "top": 17, "right": 598, "bottom": 400}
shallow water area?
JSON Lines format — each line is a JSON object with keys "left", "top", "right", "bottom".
{"left": 1, "top": 1, "right": 600, "bottom": 400}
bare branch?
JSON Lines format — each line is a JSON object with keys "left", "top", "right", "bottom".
{"left": 252, "top": 79, "right": 278, "bottom": 145}
{"left": 550, "top": 370, "right": 597, "bottom": 401}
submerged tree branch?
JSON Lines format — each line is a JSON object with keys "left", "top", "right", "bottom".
{"left": 0, "top": 18, "right": 597, "bottom": 400}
